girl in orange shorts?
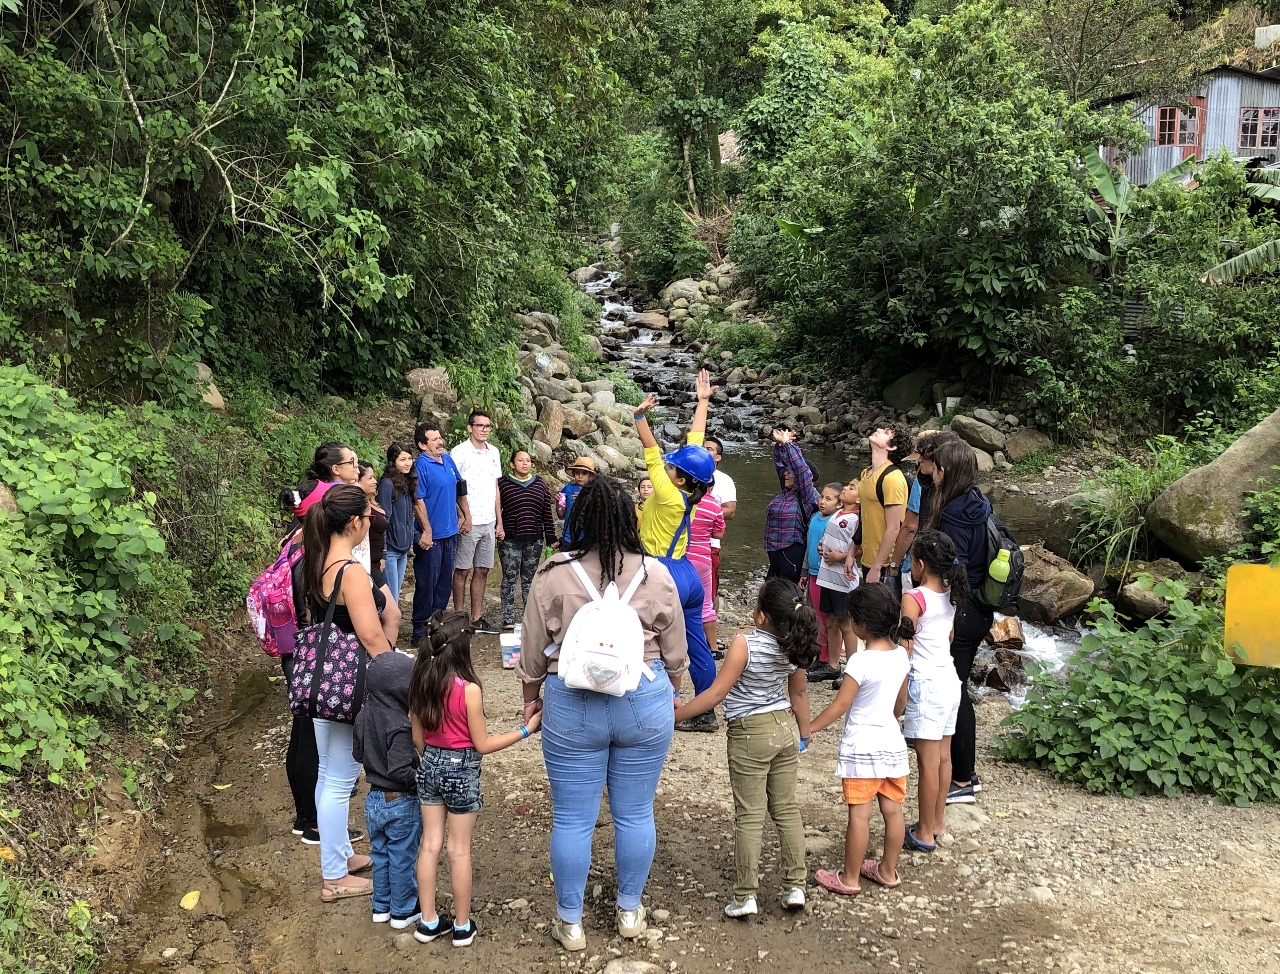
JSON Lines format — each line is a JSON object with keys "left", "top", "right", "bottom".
{"left": 807, "top": 584, "right": 912, "bottom": 895}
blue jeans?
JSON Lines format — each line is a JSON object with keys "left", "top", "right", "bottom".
{"left": 540, "top": 672, "right": 674, "bottom": 922}
{"left": 313, "top": 719, "right": 361, "bottom": 880}
{"left": 365, "top": 789, "right": 423, "bottom": 918}
{"left": 658, "top": 555, "right": 715, "bottom": 694}
{"left": 411, "top": 533, "right": 458, "bottom": 635}
{"left": 384, "top": 548, "right": 409, "bottom": 603}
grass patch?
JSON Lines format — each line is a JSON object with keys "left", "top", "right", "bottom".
{"left": 1010, "top": 447, "right": 1063, "bottom": 475}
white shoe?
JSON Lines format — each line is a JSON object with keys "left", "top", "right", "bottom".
{"left": 724, "top": 896, "right": 758, "bottom": 918}
{"left": 617, "top": 905, "right": 647, "bottom": 938}
{"left": 371, "top": 911, "right": 391, "bottom": 924}
{"left": 781, "top": 887, "right": 806, "bottom": 911}
{"left": 551, "top": 919, "right": 586, "bottom": 951}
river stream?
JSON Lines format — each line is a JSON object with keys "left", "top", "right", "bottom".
{"left": 587, "top": 272, "right": 1082, "bottom": 700}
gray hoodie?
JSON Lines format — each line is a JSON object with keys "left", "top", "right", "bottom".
{"left": 352, "top": 650, "right": 418, "bottom": 792}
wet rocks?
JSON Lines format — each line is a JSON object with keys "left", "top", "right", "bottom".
{"left": 1017, "top": 545, "right": 1096, "bottom": 624}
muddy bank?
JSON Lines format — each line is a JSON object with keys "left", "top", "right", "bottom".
{"left": 102, "top": 617, "right": 1279, "bottom": 974}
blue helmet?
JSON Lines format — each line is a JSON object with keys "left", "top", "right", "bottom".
{"left": 663, "top": 445, "right": 716, "bottom": 487}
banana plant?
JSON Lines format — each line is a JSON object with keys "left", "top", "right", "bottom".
{"left": 1203, "top": 168, "right": 1280, "bottom": 283}
{"left": 1083, "top": 147, "right": 1197, "bottom": 277}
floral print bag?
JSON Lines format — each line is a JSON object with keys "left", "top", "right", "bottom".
{"left": 287, "top": 561, "right": 368, "bottom": 723}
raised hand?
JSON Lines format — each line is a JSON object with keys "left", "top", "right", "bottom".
{"left": 695, "top": 368, "right": 712, "bottom": 402}
{"left": 635, "top": 392, "right": 659, "bottom": 417}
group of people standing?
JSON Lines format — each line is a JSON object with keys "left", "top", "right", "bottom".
{"left": 264, "top": 373, "right": 998, "bottom": 951}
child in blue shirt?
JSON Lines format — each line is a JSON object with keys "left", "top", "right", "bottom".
{"left": 805, "top": 484, "right": 842, "bottom": 681}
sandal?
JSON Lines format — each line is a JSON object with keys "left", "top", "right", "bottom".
{"left": 903, "top": 825, "right": 936, "bottom": 853}
{"left": 321, "top": 877, "right": 373, "bottom": 903}
{"left": 860, "top": 859, "right": 901, "bottom": 889}
{"left": 815, "top": 868, "right": 861, "bottom": 896}
{"left": 348, "top": 854, "right": 372, "bottom": 874}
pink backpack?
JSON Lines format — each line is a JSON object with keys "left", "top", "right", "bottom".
{"left": 247, "top": 543, "right": 303, "bottom": 658}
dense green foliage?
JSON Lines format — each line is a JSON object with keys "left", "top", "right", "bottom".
{"left": 1, "top": 0, "right": 634, "bottom": 397}
{"left": 1001, "top": 584, "right": 1280, "bottom": 805}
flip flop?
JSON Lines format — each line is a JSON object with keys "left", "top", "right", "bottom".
{"left": 321, "top": 878, "right": 372, "bottom": 903}
{"left": 815, "top": 868, "right": 861, "bottom": 896}
{"left": 860, "top": 859, "right": 901, "bottom": 889}
{"left": 903, "top": 825, "right": 936, "bottom": 853}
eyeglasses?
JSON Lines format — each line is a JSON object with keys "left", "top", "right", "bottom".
{"left": 471, "top": 423, "right": 492, "bottom": 431}
{"left": 339, "top": 457, "right": 359, "bottom": 468}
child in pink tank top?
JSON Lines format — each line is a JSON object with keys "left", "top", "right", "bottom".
{"left": 409, "top": 612, "right": 541, "bottom": 946}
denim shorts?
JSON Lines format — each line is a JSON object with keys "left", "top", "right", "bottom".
{"left": 903, "top": 673, "right": 961, "bottom": 741}
{"left": 416, "top": 745, "right": 483, "bottom": 814}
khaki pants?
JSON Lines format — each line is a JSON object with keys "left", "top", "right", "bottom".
{"left": 725, "top": 710, "right": 806, "bottom": 899}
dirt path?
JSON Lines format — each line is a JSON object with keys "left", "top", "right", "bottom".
{"left": 102, "top": 618, "right": 1280, "bottom": 974}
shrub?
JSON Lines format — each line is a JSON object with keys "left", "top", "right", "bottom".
{"left": 1000, "top": 582, "right": 1280, "bottom": 805}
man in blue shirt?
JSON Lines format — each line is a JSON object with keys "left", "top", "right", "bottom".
{"left": 411, "top": 421, "right": 469, "bottom": 640}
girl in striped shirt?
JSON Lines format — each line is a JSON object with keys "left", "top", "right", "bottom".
{"left": 673, "top": 578, "right": 817, "bottom": 918}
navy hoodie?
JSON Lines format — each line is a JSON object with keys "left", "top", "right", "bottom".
{"left": 939, "top": 487, "right": 992, "bottom": 590}
{"left": 352, "top": 650, "right": 418, "bottom": 792}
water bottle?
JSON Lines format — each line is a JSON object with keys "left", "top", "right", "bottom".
{"left": 984, "top": 549, "right": 1011, "bottom": 607}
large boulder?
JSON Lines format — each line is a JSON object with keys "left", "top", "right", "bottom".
{"left": 952, "top": 414, "right": 1007, "bottom": 453}
{"left": 974, "top": 448, "right": 995, "bottom": 473}
{"left": 535, "top": 400, "right": 565, "bottom": 450}
{"left": 562, "top": 407, "right": 597, "bottom": 439}
{"left": 595, "top": 444, "right": 630, "bottom": 474}
{"left": 1111, "top": 558, "right": 1187, "bottom": 621}
{"left": 406, "top": 366, "right": 458, "bottom": 421}
{"left": 630, "top": 310, "right": 669, "bottom": 330}
{"left": 1148, "top": 406, "right": 1280, "bottom": 562}
{"left": 570, "top": 263, "right": 608, "bottom": 285}
{"left": 1005, "top": 428, "right": 1053, "bottom": 463}
{"left": 882, "top": 367, "right": 933, "bottom": 412}
{"left": 660, "top": 278, "right": 703, "bottom": 306}
{"left": 1042, "top": 491, "right": 1099, "bottom": 559}
{"left": 1017, "top": 544, "right": 1096, "bottom": 624}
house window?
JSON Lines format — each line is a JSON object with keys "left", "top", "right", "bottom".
{"left": 1239, "top": 107, "right": 1280, "bottom": 148}
{"left": 1156, "top": 105, "right": 1199, "bottom": 147}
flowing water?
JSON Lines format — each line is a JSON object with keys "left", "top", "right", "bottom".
{"left": 588, "top": 272, "right": 1081, "bottom": 697}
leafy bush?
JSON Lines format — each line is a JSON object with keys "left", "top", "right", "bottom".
{"left": 0, "top": 872, "right": 94, "bottom": 974}
{"left": 0, "top": 367, "right": 199, "bottom": 782}
{"left": 621, "top": 135, "right": 710, "bottom": 292}
{"left": 1072, "top": 436, "right": 1197, "bottom": 570}
{"left": 1000, "top": 583, "right": 1280, "bottom": 805}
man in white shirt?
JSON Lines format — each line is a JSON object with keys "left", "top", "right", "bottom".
{"left": 705, "top": 436, "right": 736, "bottom": 652}
{"left": 450, "top": 409, "right": 504, "bottom": 633}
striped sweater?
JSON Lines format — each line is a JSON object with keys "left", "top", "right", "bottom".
{"left": 498, "top": 475, "right": 557, "bottom": 545}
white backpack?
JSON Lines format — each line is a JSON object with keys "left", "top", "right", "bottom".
{"left": 557, "top": 558, "right": 653, "bottom": 697}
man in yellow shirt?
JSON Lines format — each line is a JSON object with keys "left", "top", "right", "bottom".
{"left": 851, "top": 424, "right": 912, "bottom": 596}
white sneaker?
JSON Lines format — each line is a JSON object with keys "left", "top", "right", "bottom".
{"left": 371, "top": 911, "right": 391, "bottom": 924}
{"left": 551, "top": 919, "right": 586, "bottom": 951}
{"left": 724, "top": 896, "right": 758, "bottom": 918}
{"left": 617, "top": 905, "right": 647, "bottom": 938}
{"left": 781, "top": 887, "right": 806, "bottom": 911}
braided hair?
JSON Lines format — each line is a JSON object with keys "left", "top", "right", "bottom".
{"left": 556, "top": 475, "right": 647, "bottom": 589}
{"left": 910, "top": 529, "right": 970, "bottom": 607}
{"left": 756, "top": 578, "right": 819, "bottom": 669}
{"left": 409, "top": 611, "right": 480, "bottom": 732}
{"left": 848, "top": 583, "right": 917, "bottom": 644}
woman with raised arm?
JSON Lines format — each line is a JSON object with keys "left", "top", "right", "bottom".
{"left": 632, "top": 369, "right": 720, "bottom": 732}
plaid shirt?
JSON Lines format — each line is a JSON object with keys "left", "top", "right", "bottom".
{"left": 764, "top": 442, "right": 819, "bottom": 551}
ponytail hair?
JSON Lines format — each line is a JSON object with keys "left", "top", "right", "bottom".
{"left": 755, "top": 578, "right": 819, "bottom": 669}
{"left": 306, "top": 441, "right": 349, "bottom": 483}
{"left": 300, "top": 484, "right": 368, "bottom": 602}
{"left": 910, "top": 528, "right": 971, "bottom": 607}
{"left": 408, "top": 611, "right": 479, "bottom": 732}
{"left": 848, "top": 583, "right": 916, "bottom": 644}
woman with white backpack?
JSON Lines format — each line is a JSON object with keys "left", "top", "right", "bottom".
{"left": 517, "top": 476, "right": 689, "bottom": 953}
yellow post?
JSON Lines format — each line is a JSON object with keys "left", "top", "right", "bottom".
{"left": 1224, "top": 564, "right": 1280, "bottom": 667}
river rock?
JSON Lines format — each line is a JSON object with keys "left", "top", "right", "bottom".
{"left": 1018, "top": 545, "right": 1095, "bottom": 624}
{"left": 529, "top": 440, "right": 553, "bottom": 465}
{"left": 570, "top": 264, "right": 608, "bottom": 285}
{"left": 1112, "top": 558, "right": 1186, "bottom": 620}
{"left": 974, "top": 448, "right": 995, "bottom": 473}
{"left": 591, "top": 389, "right": 617, "bottom": 408}
{"left": 531, "top": 377, "right": 575, "bottom": 404}
{"left": 1041, "top": 490, "right": 1100, "bottom": 558}
{"left": 1005, "top": 428, "right": 1053, "bottom": 462}
{"left": 535, "top": 400, "right": 565, "bottom": 450}
{"left": 882, "top": 367, "right": 932, "bottom": 412}
{"left": 406, "top": 366, "right": 459, "bottom": 421}
{"left": 986, "top": 616, "right": 1025, "bottom": 649}
{"left": 972, "top": 407, "right": 1003, "bottom": 427}
{"left": 631, "top": 310, "right": 670, "bottom": 329}
{"left": 1148, "top": 406, "right": 1280, "bottom": 562}
{"left": 596, "top": 444, "right": 630, "bottom": 474}
{"left": 952, "top": 414, "right": 1007, "bottom": 453}
{"left": 562, "top": 407, "right": 596, "bottom": 439}
{"left": 660, "top": 278, "right": 703, "bottom": 305}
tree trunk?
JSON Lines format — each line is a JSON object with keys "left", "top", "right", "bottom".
{"left": 706, "top": 122, "right": 722, "bottom": 205}
{"left": 682, "top": 135, "right": 702, "bottom": 220}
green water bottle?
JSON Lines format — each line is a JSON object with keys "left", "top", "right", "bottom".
{"left": 984, "top": 549, "right": 1011, "bottom": 606}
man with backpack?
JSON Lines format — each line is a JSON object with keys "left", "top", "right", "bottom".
{"left": 853, "top": 423, "right": 912, "bottom": 597}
